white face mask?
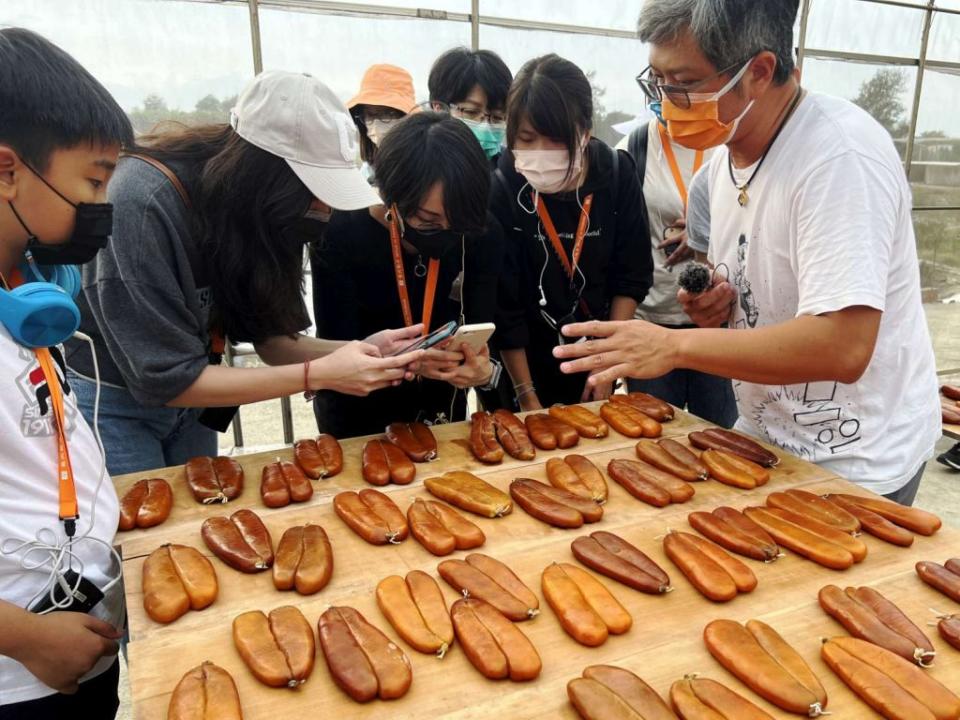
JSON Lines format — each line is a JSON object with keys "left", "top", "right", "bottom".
{"left": 513, "top": 136, "right": 588, "bottom": 195}
{"left": 365, "top": 118, "right": 395, "bottom": 146}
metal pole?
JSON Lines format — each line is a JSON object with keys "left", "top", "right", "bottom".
{"left": 471, "top": 0, "right": 479, "bottom": 50}
{"left": 796, "top": 0, "right": 812, "bottom": 73}
{"left": 223, "top": 343, "right": 245, "bottom": 449}
{"left": 248, "top": 0, "right": 264, "bottom": 75}
{"left": 281, "top": 396, "right": 294, "bottom": 445}
{"left": 903, "top": 0, "right": 934, "bottom": 176}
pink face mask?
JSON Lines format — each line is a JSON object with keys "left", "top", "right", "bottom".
{"left": 513, "top": 136, "right": 588, "bottom": 194}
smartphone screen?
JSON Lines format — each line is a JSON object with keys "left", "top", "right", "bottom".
{"left": 390, "top": 320, "right": 459, "bottom": 356}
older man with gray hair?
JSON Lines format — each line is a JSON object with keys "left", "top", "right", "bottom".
{"left": 555, "top": 0, "right": 940, "bottom": 505}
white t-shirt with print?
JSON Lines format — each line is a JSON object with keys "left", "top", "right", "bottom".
{"left": 618, "top": 120, "right": 715, "bottom": 325}
{"left": 0, "top": 327, "right": 122, "bottom": 704}
{"left": 706, "top": 92, "right": 940, "bottom": 494}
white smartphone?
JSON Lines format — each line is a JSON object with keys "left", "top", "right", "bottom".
{"left": 447, "top": 322, "right": 496, "bottom": 353}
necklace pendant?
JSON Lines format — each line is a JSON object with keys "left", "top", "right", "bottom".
{"left": 737, "top": 188, "right": 749, "bottom": 207}
{"left": 414, "top": 256, "right": 427, "bottom": 278}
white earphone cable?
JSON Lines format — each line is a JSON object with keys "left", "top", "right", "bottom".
{"left": 0, "top": 330, "right": 122, "bottom": 613}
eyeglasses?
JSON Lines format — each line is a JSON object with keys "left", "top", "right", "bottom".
{"left": 635, "top": 60, "right": 747, "bottom": 110}
{"left": 449, "top": 103, "right": 507, "bottom": 125}
{"left": 355, "top": 108, "right": 405, "bottom": 123}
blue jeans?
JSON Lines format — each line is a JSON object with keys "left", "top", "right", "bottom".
{"left": 68, "top": 371, "right": 217, "bottom": 476}
{"left": 628, "top": 369, "right": 738, "bottom": 428}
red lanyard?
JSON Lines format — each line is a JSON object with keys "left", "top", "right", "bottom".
{"left": 535, "top": 193, "right": 594, "bottom": 284}
{"left": 389, "top": 206, "right": 440, "bottom": 331}
{"left": 658, "top": 122, "right": 704, "bottom": 211}
{"left": 4, "top": 269, "right": 79, "bottom": 527}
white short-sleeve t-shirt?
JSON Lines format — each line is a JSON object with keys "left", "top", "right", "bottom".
{"left": 0, "top": 327, "right": 122, "bottom": 704}
{"left": 619, "top": 120, "right": 715, "bottom": 325}
{"left": 706, "top": 92, "right": 940, "bottom": 494}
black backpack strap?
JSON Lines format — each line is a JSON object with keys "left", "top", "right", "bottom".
{"left": 626, "top": 121, "right": 650, "bottom": 186}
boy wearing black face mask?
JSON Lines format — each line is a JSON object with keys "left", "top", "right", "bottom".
{"left": 0, "top": 28, "right": 132, "bottom": 718}
{"left": 312, "top": 112, "right": 505, "bottom": 438}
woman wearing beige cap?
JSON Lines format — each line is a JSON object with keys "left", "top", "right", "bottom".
{"left": 347, "top": 64, "right": 417, "bottom": 182}
{"left": 65, "top": 70, "right": 424, "bottom": 476}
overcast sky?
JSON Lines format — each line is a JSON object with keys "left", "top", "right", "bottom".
{"left": 3, "top": 0, "right": 958, "bottom": 136}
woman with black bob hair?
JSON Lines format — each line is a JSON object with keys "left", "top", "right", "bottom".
{"left": 66, "top": 71, "right": 423, "bottom": 475}
{"left": 492, "top": 53, "right": 653, "bottom": 410}
{"left": 311, "top": 111, "right": 505, "bottom": 438}
{"left": 428, "top": 47, "right": 512, "bottom": 162}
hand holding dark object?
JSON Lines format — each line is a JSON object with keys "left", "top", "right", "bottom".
{"left": 310, "top": 341, "right": 422, "bottom": 395}
{"left": 677, "top": 267, "right": 737, "bottom": 328}
{"left": 658, "top": 221, "right": 693, "bottom": 267}
{"left": 363, "top": 324, "right": 425, "bottom": 356}
{"left": 677, "top": 262, "right": 712, "bottom": 295}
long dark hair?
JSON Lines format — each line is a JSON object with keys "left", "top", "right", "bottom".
{"left": 350, "top": 106, "right": 377, "bottom": 164}
{"left": 506, "top": 54, "right": 593, "bottom": 183}
{"left": 135, "top": 123, "right": 312, "bottom": 343}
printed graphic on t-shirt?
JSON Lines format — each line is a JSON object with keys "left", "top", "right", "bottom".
{"left": 14, "top": 345, "right": 76, "bottom": 439}
{"left": 196, "top": 285, "right": 213, "bottom": 310}
{"left": 732, "top": 234, "right": 759, "bottom": 328}
{"left": 748, "top": 381, "right": 863, "bottom": 460}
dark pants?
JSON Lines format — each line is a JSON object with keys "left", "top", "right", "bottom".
{"left": 627, "top": 369, "right": 738, "bottom": 428}
{"left": 882, "top": 462, "right": 926, "bottom": 506}
{"left": 0, "top": 658, "right": 119, "bottom": 720}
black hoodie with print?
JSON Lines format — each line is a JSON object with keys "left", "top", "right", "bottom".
{"left": 491, "top": 138, "right": 653, "bottom": 405}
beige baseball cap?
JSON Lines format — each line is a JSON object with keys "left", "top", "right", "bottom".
{"left": 230, "top": 70, "right": 380, "bottom": 210}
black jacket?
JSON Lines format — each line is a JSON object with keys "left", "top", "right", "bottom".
{"left": 492, "top": 138, "right": 652, "bottom": 349}
{"left": 490, "top": 138, "right": 653, "bottom": 404}
{"left": 310, "top": 208, "right": 504, "bottom": 438}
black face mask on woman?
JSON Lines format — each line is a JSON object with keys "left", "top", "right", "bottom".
{"left": 279, "top": 216, "right": 329, "bottom": 247}
{"left": 403, "top": 225, "right": 461, "bottom": 259}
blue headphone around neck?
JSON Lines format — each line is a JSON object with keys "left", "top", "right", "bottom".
{"left": 0, "top": 254, "right": 81, "bottom": 348}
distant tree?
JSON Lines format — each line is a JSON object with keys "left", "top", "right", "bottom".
{"left": 584, "top": 71, "right": 634, "bottom": 146}
{"left": 127, "top": 93, "right": 237, "bottom": 134}
{"left": 852, "top": 68, "right": 908, "bottom": 137}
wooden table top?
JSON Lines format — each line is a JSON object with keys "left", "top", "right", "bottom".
{"left": 116, "top": 404, "right": 960, "bottom": 720}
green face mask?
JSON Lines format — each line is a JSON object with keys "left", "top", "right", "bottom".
{"left": 462, "top": 118, "right": 506, "bottom": 159}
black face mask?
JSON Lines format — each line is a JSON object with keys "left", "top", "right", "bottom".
{"left": 279, "top": 216, "right": 328, "bottom": 247}
{"left": 10, "top": 162, "right": 113, "bottom": 266}
{"left": 404, "top": 225, "right": 461, "bottom": 259}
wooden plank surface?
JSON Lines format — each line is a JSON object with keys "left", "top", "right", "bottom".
{"left": 117, "top": 404, "right": 960, "bottom": 720}
{"left": 944, "top": 422, "right": 960, "bottom": 441}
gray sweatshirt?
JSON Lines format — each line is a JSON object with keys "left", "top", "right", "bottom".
{"left": 65, "top": 156, "right": 214, "bottom": 407}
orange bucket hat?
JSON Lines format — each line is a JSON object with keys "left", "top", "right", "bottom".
{"left": 347, "top": 64, "right": 417, "bottom": 114}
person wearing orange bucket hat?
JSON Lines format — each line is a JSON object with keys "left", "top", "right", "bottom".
{"left": 347, "top": 64, "right": 417, "bottom": 180}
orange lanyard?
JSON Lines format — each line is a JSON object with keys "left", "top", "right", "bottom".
{"left": 658, "top": 122, "right": 704, "bottom": 211}
{"left": 388, "top": 206, "right": 440, "bottom": 331}
{"left": 3, "top": 268, "right": 79, "bottom": 527}
{"left": 35, "top": 348, "right": 79, "bottom": 524}
{"left": 535, "top": 193, "right": 594, "bottom": 285}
